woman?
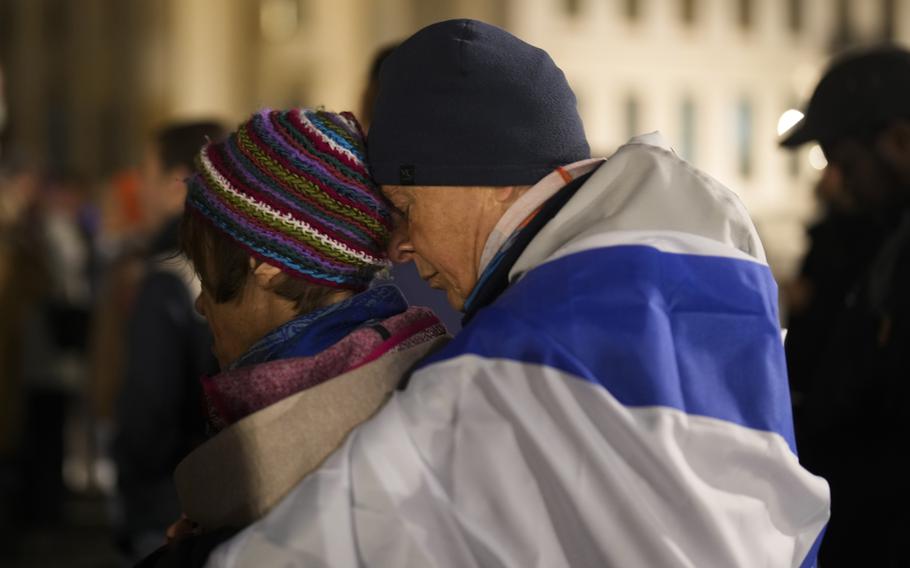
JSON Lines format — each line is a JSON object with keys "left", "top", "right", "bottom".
{"left": 169, "top": 108, "right": 448, "bottom": 536}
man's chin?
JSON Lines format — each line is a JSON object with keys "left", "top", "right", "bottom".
{"left": 423, "top": 275, "right": 465, "bottom": 311}
{"left": 443, "top": 288, "right": 466, "bottom": 313}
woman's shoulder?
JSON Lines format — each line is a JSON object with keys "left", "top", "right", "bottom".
{"left": 174, "top": 330, "right": 449, "bottom": 533}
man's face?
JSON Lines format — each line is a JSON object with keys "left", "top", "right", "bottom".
{"left": 382, "top": 185, "right": 500, "bottom": 311}
{"left": 821, "top": 137, "right": 901, "bottom": 216}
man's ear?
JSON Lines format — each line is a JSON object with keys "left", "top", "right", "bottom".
{"left": 876, "top": 120, "right": 910, "bottom": 184}
{"left": 250, "top": 258, "right": 285, "bottom": 291}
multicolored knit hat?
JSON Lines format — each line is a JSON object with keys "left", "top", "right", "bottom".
{"left": 185, "top": 108, "right": 393, "bottom": 290}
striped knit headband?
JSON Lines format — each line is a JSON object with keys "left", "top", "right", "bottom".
{"left": 186, "top": 108, "right": 393, "bottom": 290}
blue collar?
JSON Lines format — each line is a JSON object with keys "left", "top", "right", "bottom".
{"left": 229, "top": 284, "right": 408, "bottom": 370}
{"left": 463, "top": 229, "right": 521, "bottom": 313}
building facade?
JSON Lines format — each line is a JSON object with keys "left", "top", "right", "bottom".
{"left": 2, "top": 0, "right": 909, "bottom": 277}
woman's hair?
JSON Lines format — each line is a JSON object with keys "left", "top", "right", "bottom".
{"left": 180, "top": 211, "right": 339, "bottom": 313}
{"left": 180, "top": 108, "right": 392, "bottom": 312}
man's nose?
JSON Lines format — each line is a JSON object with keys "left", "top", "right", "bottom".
{"left": 387, "top": 219, "right": 415, "bottom": 264}
{"left": 821, "top": 163, "right": 843, "bottom": 187}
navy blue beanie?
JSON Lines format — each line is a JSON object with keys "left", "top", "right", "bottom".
{"left": 368, "top": 19, "right": 590, "bottom": 187}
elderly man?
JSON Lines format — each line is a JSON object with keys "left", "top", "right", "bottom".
{"left": 203, "top": 20, "right": 828, "bottom": 567}
{"left": 780, "top": 46, "right": 910, "bottom": 567}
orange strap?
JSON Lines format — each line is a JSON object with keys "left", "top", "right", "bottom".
{"left": 555, "top": 166, "right": 573, "bottom": 184}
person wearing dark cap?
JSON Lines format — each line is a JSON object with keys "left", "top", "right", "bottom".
{"left": 358, "top": 42, "right": 463, "bottom": 335}
{"left": 780, "top": 45, "right": 910, "bottom": 567}
{"left": 203, "top": 20, "right": 828, "bottom": 567}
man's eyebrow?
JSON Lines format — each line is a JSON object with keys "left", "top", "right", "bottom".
{"left": 385, "top": 190, "right": 411, "bottom": 212}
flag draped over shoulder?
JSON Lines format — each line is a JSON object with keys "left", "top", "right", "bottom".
{"left": 207, "top": 133, "right": 830, "bottom": 568}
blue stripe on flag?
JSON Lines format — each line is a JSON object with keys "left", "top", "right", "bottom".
{"left": 798, "top": 525, "right": 825, "bottom": 568}
{"left": 419, "top": 245, "right": 797, "bottom": 451}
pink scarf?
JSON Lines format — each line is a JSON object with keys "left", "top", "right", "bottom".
{"left": 201, "top": 307, "right": 446, "bottom": 432}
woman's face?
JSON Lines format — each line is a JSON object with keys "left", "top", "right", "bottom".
{"left": 194, "top": 283, "right": 263, "bottom": 370}
{"left": 192, "top": 256, "right": 307, "bottom": 370}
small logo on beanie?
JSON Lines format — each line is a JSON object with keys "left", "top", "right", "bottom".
{"left": 399, "top": 165, "right": 416, "bottom": 185}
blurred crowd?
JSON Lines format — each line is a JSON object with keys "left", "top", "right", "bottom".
{"left": 0, "top": 124, "right": 209, "bottom": 563}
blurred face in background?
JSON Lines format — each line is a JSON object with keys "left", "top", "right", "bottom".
{"left": 821, "top": 121, "right": 910, "bottom": 217}
{"left": 822, "top": 138, "right": 894, "bottom": 216}
{"left": 814, "top": 163, "right": 852, "bottom": 214}
{"left": 139, "top": 142, "right": 190, "bottom": 233}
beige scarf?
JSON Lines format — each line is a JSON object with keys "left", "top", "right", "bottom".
{"left": 173, "top": 336, "right": 448, "bottom": 531}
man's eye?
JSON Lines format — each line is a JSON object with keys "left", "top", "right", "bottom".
{"left": 391, "top": 205, "right": 409, "bottom": 220}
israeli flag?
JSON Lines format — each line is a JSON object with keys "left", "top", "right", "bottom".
{"left": 207, "top": 133, "right": 829, "bottom": 568}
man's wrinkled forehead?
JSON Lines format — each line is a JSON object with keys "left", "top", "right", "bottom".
{"left": 380, "top": 185, "right": 412, "bottom": 199}
{"left": 380, "top": 184, "right": 414, "bottom": 210}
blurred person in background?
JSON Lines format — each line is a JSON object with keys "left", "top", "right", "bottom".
{"left": 0, "top": 58, "right": 21, "bottom": 466}
{"left": 139, "top": 109, "right": 447, "bottom": 566}
{"left": 83, "top": 167, "right": 152, "bottom": 527}
{"left": 88, "top": 169, "right": 145, "bottom": 477}
{"left": 113, "top": 120, "right": 224, "bottom": 561}
{"left": 780, "top": 45, "right": 910, "bottom": 567}
{"left": 359, "top": 43, "right": 461, "bottom": 334}
{"left": 0, "top": 165, "right": 44, "bottom": 531}
{"left": 203, "top": 20, "right": 828, "bottom": 567}
{"left": 783, "top": 165, "right": 879, "bottom": 407}
{"left": 15, "top": 171, "right": 96, "bottom": 527}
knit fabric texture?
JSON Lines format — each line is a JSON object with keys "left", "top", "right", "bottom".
{"left": 368, "top": 19, "right": 590, "bottom": 187}
{"left": 201, "top": 305, "right": 447, "bottom": 432}
{"left": 186, "top": 108, "right": 393, "bottom": 290}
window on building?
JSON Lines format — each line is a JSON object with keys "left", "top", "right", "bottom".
{"left": 625, "top": 0, "right": 641, "bottom": 22}
{"left": 680, "top": 0, "right": 697, "bottom": 26}
{"left": 260, "top": 0, "right": 302, "bottom": 42}
{"left": 787, "top": 0, "right": 803, "bottom": 33}
{"left": 883, "top": 0, "right": 897, "bottom": 40}
{"left": 788, "top": 146, "right": 801, "bottom": 178}
{"left": 564, "top": 0, "right": 582, "bottom": 18}
{"left": 625, "top": 95, "right": 640, "bottom": 140}
{"left": 680, "top": 96, "right": 696, "bottom": 163}
{"left": 736, "top": 98, "right": 754, "bottom": 178}
{"left": 737, "top": 0, "right": 753, "bottom": 30}
{"left": 833, "top": 0, "right": 851, "bottom": 48}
